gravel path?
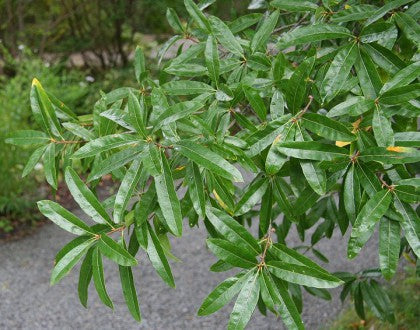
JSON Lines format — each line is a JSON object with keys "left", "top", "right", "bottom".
{"left": 0, "top": 206, "right": 378, "bottom": 330}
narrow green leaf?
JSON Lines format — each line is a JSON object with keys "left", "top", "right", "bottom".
{"left": 51, "top": 238, "right": 95, "bottom": 285}
{"left": 320, "top": 43, "right": 358, "bottom": 103}
{"left": 228, "top": 13, "right": 262, "bottom": 34}
{"left": 198, "top": 270, "right": 251, "bottom": 316}
{"left": 267, "top": 260, "right": 343, "bottom": 288}
{"left": 166, "top": 8, "right": 184, "bottom": 33}
{"left": 379, "top": 218, "right": 400, "bottom": 280}
{"left": 227, "top": 271, "right": 260, "bottom": 330}
{"left": 250, "top": 10, "right": 280, "bottom": 53}
{"left": 114, "top": 158, "right": 143, "bottom": 224}
{"left": 365, "top": 0, "right": 413, "bottom": 26}
{"left": 78, "top": 248, "right": 93, "bottom": 308}
{"left": 379, "top": 84, "right": 420, "bottom": 105}
{"left": 37, "top": 200, "right": 93, "bottom": 235}
{"left": 394, "top": 197, "right": 420, "bottom": 258}
{"left": 134, "top": 46, "right": 146, "bottom": 83}
{"left": 271, "top": 0, "right": 318, "bottom": 12}
{"left": 72, "top": 134, "right": 140, "bottom": 159}
{"left": 65, "top": 167, "right": 114, "bottom": 226}
{"left": 175, "top": 140, "right": 243, "bottom": 182}
{"left": 327, "top": 97, "right": 375, "bottom": 117}
{"left": 206, "top": 238, "right": 258, "bottom": 268}
{"left": 359, "top": 147, "right": 420, "bottom": 164}
{"left": 277, "top": 24, "right": 352, "bottom": 50}
{"left": 146, "top": 222, "right": 175, "bottom": 287}
{"left": 99, "top": 234, "right": 137, "bottom": 266}
{"left": 363, "top": 43, "right": 405, "bottom": 75}
{"left": 22, "top": 145, "right": 47, "bottom": 177}
{"left": 128, "top": 92, "right": 147, "bottom": 137}
{"left": 187, "top": 163, "right": 206, "bottom": 219}
{"left": 5, "top": 130, "right": 50, "bottom": 146}
{"left": 92, "top": 247, "right": 114, "bottom": 309}
{"left": 235, "top": 177, "right": 268, "bottom": 216}
{"left": 154, "top": 151, "right": 183, "bottom": 237}
{"left": 206, "top": 206, "right": 261, "bottom": 254}
{"left": 348, "top": 189, "right": 392, "bottom": 259}
{"left": 205, "top": 35, "right": 220, "bottom": 85}
{"left": 185, "top": 0, "right": 211, "bottom": 31}
{"left": 242, "top": 85, "right": 267, "bottom": 121}
{"left": 344, "top": 164, "right": 357, "bottom": 224}
{"left": 372, "top": 108, "right": 394, "bottom": 147}
{"left": 302, "top": 113, "right": 356, "bottom": 142}
{"left": 209, "top": 15, "right": 244, "bottom": 56}
{"left": 380, "top": 61, "right": 420, "bottom": 94}
{"left": 153, "top": 101, "right": 204, "bottom": 132}
{"left": 119, "top": 264, "right": 141, "bottom": 322}
{"left": 394, "top": 12, "right": 420, "bottom": 46}
{"left": 394, "top": 132, "right": 420, "bottom": 147}
{"left": 355, "top": 47, "right": 382, "bottom": 99}
{"left": 275, "top": 141, "right": 348, "bottom": 161}
{"left": 44, "top": 143, "right": 57, "bottom": 189}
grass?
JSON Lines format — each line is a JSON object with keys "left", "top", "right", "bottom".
{"left": 329, "top": 266, "right": 419, "bottom": 330}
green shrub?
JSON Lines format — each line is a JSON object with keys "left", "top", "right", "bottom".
{"left": 6, "top": 0, "right": 420, "bottom": 329}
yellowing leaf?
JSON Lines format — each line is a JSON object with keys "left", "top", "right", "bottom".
{"left": 386, "top": 146, "right": 409, "bottom": 153}
{"left": 336, "top": 141, "right": 351, "bottom": 147}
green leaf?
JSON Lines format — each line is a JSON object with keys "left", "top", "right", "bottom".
{"left": 5, "top": 130, "right": 50, "bottom": 146}
{"left": 285, "top": 55, "right": 315, "bottom": 114}
{"left": 87, "top": 146, "right": 144, "bottom": 182}
{"left": 187, "top": 163, "right": 206, "bottom": 219}
{"left": 44, "top": 143, "right": 57, "bottom": 189}
{"left": 134, "top": 46, "right": 146, "bottom": 83}
{"left": 273, "top": 177, "right": 297, "bottom": 221}
{"left": 62, "top": 123, "right": 94, "bottom": 141}
{"left": 65, "top": 167, "right": 114, "bottom": 226}
{"left": 372, "top": 108, "right": 394, "bottom": 147}
{"left": 396, "top": 178, "right": 420, "bottom": 188}
{"left": 246, "top": 115, "right": 292, "bottom": 157}
{"left": 30, "top": 78, "right": 61, "bottom": 138}
{"left": 365, "top": 0, "right": 413, "bottom": 26}
{"left": 265, "top": 123, "right": 295, "bottom": 174}
{"left": 37, "top": 200, "right": 93, "bottom": 235}
{"left": 78, "top": 248, "right": 93, "bottom": 308}
{"left": 153, "top": 101, "right": 204, "bottom": 132}
{"left": 227, "top": 271, "right": 260, "bottom": 330}
{"left": 355, "top": 46, "right": 382, "bottom": 99}
{"left": 250, "top": 10, "right": 280, "bottom": 53}
{"left": 154, "top": 151, "right": 183, "bottom": 237}
{"left": 344, "top": 164, "right": 357, "bottom": 224}
{"left": 259, "top": 184, "right": 272, "bottom": 233}
{"left": 359, "top": 147, "right": 420, "bottom": 164}
{"left": 92, "top": 247, "right": 114, "bottom": 309}
{"left": 166, "top": 8, "right": 184, "bottom": 33}
{"left": 228, "top": 13, "right": 262, "bottom": 34}
{"left": 320, "top": 43, "right": 358, "bottom": 103}
{"left": 242, "top": 85, "right": 267, "bottom": 121}
{"left": 267, "top": 260, "right": 343, "bottom": 288}
{"left": 302, "top": 113, "right": 356, "bottom": 142}
{"left": 363, "top": 43, "right": 405, "bottom": 75}
{"left": 275, "top": 141, "right": 348, "bottom": 161}
{"left": 327, "top": 96, "right": 375, "bottom": 117}
{"left": 356, "top": 161, "right": 381, "bottom": 197}
{"left": 209, "top": 15, "right": 244, "bottom": 56}
{"left": 145, "top": 222, "right": 175, "bottom": 287}
{"left": 348, "top": 189, "right": 392, "bottom": 259}
{"left": 270, "top": 90, "right": 285, "bottom": 118}
{"left": 276, "top": 24, "right": 352, "bottom": 50}
{"left": 331, "top": 4, "right": 377, "bottom": 23}
{"left": 266, "top": 273, "right": 305, "bottom": 329}
{"left": 206, "top": 238, "right": 258, "bottom": 268}
{"left": 394, "top": 132, "right": 420, "bottom": 147}
{"left": 99, "top": 234, "right": 137, "bottom": 266}
{"left": 114, "top": 158, "right": 144, "bottom": 224}
{"left": 165, "top": 63, "right": 208, "bottom": 77}
{"left": 380, "top": 61, "right": 420, "bottom": 94}
{"left": 269, "top": 243, "right": 330, "bottom": 275}
{"left": 379, "top": 218, "right": 400, "bottom": 280}
{"left": 206, "top": 206, "right": 261, "bottom": 254}
{"left": 72, "top": 134, "right": 140, "bottom": 159}
{"left": 379, "top": 84, "right": 420, "bottom": 105}
{"left": 51, "top": 237, "right": 95, "bottom": 285}
{"left": 205, "top": 35, "right": 220, "bottom": 85}
{"left": 394, "top": 197, "right": 420, "bottom": 258}
{"left": 22, "top": 145, "right": 47, "bottom": 177}
{"left": 162, "top": 80, "right": 215, "bottom": 95}
{"left": 175, "top": 140, "right": 243, "bottom": 182}
{"left": 394, "top": 12, "right": 420, "bottom": 46}
{"left": 235, "top": 177, "right": 268, "bottom": 216}
{"left": 119, "top": 264, "right": 141, "bottom": 322}
{"left": 271, "top": 0, "right": 317, "bottom": 12}
{"left": 128, "top": 92, "right": 147, "bottom": 137}
{"left": 185, "top": 0, "right": 211, "bottom": 32}
{"left": 198, "top": 270, "right": 251, "bottom": 316}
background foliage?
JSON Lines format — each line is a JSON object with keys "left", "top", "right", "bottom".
{"left": 4, "top": 0, "right": 420, "bottom": 329}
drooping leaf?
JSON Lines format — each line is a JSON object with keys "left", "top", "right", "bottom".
{"left": 206, "top": 238, "right": 258, "bottom": 268}
{"left": 99, "top": 234, "right": 137, "bottom": 266}
{"left": 379, "top": 218, "right": 400, "bottom": 280}
{"left": 92, "top": 247, "right": 114, "bottom": 309}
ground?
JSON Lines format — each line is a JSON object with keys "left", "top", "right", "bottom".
{"left": 0, "top": 204, "right": 379, "bottom": 330}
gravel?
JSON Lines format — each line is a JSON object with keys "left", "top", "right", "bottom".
{"left": 0, "top": 206, "right": 379, "bottom": 330}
